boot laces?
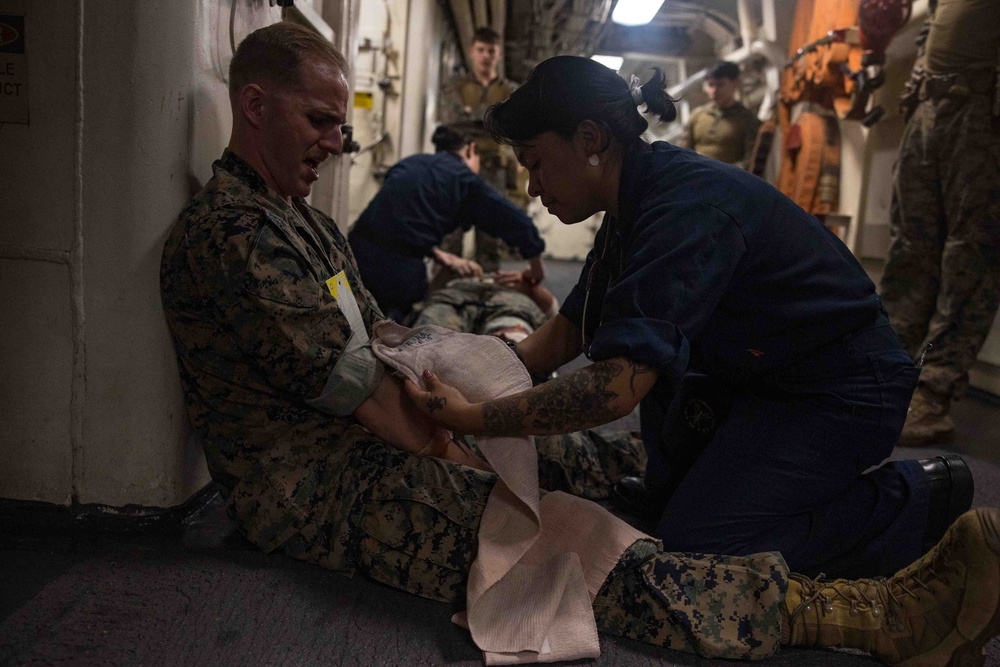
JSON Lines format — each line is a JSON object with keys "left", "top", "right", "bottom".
{"left": 789, "top": 572, "right": 890, "bottom": 621}
{"left": 789, "top": 543, "right": 957, "bottom": 626}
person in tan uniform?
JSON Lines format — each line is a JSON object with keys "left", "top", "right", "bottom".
{"left": 683, "top": 61, "right": 762, "bottom": 170}
{"left": 438, "top": 27, "right": 521, "bottom": 273}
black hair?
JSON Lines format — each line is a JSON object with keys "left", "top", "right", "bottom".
{"left": 472, "top": 27, "right": 501, "bottom": 45}
{"left": 431, "top": 125, "right": 470, "bottom": 153}
{"left": 707, "top": 61, "right": 741, "bottom": 80}
{"left": 483, "top": 56, "right": 676, "bottom": 148}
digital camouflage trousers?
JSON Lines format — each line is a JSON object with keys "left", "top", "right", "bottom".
{"left": 408, "top": 279, "right": 547, "bottom": 335}
{"left": 272, "top": 430, "right": 789, "bottom": 661}
{"left": 881, "top": 90, "right": 1000, "bottom": 401}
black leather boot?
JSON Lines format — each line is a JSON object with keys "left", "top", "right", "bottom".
{"left": 919, "top": 455, "right": 975, "bottom": 553}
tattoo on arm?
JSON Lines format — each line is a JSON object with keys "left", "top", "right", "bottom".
{"left": 482, "top": 396, "right": 526, "bottom": 433}
{"left": 482, "top": 359, "right": 623, "bottom": 435}
{"left": 628, "top": 361, "right": 653, "bottom": 396}
{"left": 426, "top": 396, "right": 446, "bottom": 413}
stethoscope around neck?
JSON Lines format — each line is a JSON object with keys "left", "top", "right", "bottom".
{"left": 580, "top": 215, "right": 618, "bottom": 361}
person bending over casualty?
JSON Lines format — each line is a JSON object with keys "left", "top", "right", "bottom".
{"left": 348, "top": 125, "right": 546, "bottom": 322}
{"left": 161, "top": 25, "right": 1000, "bottom": 666}
{"left": 406, "top": 55, "right": 978, "bottom": 581}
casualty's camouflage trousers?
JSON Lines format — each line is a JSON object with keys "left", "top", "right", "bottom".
{"left": 408, "top": 279, "right": 547, "bottom": 335}
{"left": 880, "top": 89, "right": 1000, "bottom": 401}
{"left": 269, "top": 430, "right": 788, "bottom": 660}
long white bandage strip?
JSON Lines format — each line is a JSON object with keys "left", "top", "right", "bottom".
{"left": 372, "top": 323, "right": 651, "bottom": 665}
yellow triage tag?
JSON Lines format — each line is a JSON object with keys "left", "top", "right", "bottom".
{"left": 325, "top": 270, "right": 368, "bottom": 342}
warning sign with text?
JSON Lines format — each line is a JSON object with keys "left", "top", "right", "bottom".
{"left": 0, "top": 13, "right": 28, "bottom": 124}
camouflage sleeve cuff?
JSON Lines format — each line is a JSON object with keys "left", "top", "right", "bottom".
{"left": 305, "top": 331, "right": 385, "bottom": 417}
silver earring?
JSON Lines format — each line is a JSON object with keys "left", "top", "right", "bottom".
{"left": 588, "top": 154, "right": 599, "bottom": 166}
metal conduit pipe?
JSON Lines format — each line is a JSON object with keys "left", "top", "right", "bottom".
{"left": 489, "top": 0, "right": 506, "bottom": 35}
{"left": 736, "top": 0, "right": 756, "bottom": 49}
{"left": 449, "top": 0, "right": 476, "bottom": 69}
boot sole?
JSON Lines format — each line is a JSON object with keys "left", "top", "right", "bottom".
{"left": 898, "top": 509, "right": 1000, "bottom": 667}
{"left": 949, "top": 509, "right": 1000, "bottom": 667}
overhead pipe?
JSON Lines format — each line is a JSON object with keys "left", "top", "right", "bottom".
{"left": 489, "top": 0, "right": 506, "bottom": 35}
{"left": 472, "top": 0, "right": 489, "bottom": 30}
{"left": 449, "top": 0, "right": 476, "bottom": 70}
{"left": 583, "top": 0, "right": 615, "bottom": 55}
{"left": 760, "top": 0, "right": 777, "bottom": 42}
{"left": 736, "top": 0, "right": 756, "bottom": 48}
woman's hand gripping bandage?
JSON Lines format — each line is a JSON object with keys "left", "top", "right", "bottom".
{"left": 404, "top": 369, "right": 484, "bottom": 435}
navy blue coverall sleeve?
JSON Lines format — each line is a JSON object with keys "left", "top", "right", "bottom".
{"left": 455, "top": 174, "right": 545, "bottom": 258}
{"left": 585, "top": 202, "right": 746, "bottom": 385}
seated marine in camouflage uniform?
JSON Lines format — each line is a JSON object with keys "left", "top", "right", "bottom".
{"left": 160, "top": 21, "right": 1000, "bottom": 665}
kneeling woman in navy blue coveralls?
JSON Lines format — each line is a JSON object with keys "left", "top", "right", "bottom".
{"left": 406, "top": 55, "right": 971, "bottom": 578}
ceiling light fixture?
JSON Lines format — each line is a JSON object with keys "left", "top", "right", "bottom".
{"left": 611, "top": 0, "right": 666, "bottom": 26}
{"left": 591, "top": 54, "right": 624, "bottom": 71}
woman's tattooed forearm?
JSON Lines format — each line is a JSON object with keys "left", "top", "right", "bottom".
{"left": 483, "top": 396, "right": 527, "bottom": 433}
{"left": 628, "top": 361, "right": 653, "bottom": 396}
{"left": 481, "top": 360, "right": 623, "bottom": 434}
{"left": 526, "top": 360, "right": 622, "bottom": 431}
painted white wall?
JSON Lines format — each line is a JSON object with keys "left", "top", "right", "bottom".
{"left": 0, "top": 0, "right": 284, "bottom": 507}
{"left": 346, "top": 0, "right": 450, "bottom": 230}
{"left": 0, "top": 0, "right": 77, "bottom": 504}
{"left": 347, "top": 0, "right": 408, "bottom": 228}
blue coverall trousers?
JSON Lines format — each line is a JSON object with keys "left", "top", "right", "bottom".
{"left": 644, "top": 314, "right": 928, "bottom": 578}
{"left": 348, "top": 232, "right": 428, "bottom": 323}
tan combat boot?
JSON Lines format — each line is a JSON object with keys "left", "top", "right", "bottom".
{"left": 899, "top": 390, "right": 955, "bottom": 445}
{"left": 785, "top": 508, "right": 1000, "bottom": 666}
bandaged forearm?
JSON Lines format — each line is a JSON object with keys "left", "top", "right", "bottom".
{"left": 305, "top": 331, "right": 385, "bottom": 416}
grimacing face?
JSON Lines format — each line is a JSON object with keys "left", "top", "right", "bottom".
{"left": 256, "top": 59, "right": 348, "bottom": 199}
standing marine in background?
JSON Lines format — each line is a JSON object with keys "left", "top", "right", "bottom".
{"left": 683, "top": 61, "right": 763, "bottom": 170}
{"left": 438, "top": 26, "right": 521, "bottom": 273}
{"left": 881, "top": 0, "right": 1000, "bottom": 444}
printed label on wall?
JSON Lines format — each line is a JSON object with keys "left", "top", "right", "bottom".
{"left": 0, "top": 13, "right": 28, "bottom": 124}
{"left": 353, "top": 91, "right": 373, "bottom": 109}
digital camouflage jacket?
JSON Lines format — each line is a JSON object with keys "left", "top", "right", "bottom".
{"left": 160, "top": 151, "right": 385, "bottom": 559}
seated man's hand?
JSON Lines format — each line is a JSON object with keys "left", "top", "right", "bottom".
{"left": 354, "top": 372, "right": 453, "bottom": 454}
